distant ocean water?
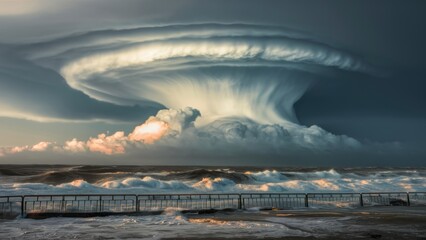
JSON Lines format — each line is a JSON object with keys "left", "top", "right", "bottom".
{"left": 1, "top": 165, "right": 425, "bottom": 196}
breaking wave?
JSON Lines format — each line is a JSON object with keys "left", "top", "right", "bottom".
{"left": 1, "top": 166, "right": 425, "bottom": 195}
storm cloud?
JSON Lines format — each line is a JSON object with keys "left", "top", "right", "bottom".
{"left": 0, "top": 0, "right": 425, "bottom": 166}
{"left": 1, "top": 24, "right": 375, "bottom": 123}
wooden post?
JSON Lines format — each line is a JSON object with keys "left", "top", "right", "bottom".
{"left": 360, "top": 193, "right": 364, "bottom": 207}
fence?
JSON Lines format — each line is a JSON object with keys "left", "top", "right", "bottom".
{"left": 0, "top": 196, "right": 22, "bottom": 219}
{"left": 137, "top": 194, "right": 240, "bottom": 211}
{"left": 1, "top": 192, "right": 425, "bottom": 218}
{"left": 241, "top": 193, "right": 306, "bottom": 208}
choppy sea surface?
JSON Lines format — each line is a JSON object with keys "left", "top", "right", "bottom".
{"left": 1, "top": 165, "right": 426, "bottom": 195}
{"left": 1, "top": 165, "right": 426, "bottom": 239}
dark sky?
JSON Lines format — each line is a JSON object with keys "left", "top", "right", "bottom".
{"left": 0, "top": 0, "right": 425, "bottom": 165}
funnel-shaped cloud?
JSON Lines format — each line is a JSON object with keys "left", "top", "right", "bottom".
{"left": 0, "top": 24, "right": 375, "bottom": 124}
{"left": 52, "top": 25, "right": 373, "bottom": 125}
{"left": 0, "top": 24, "right": 378, "bottom": 163}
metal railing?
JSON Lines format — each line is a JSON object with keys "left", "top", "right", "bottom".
{"left": 137, "top": 194, "right": 240, "bottom": 211}
{"left": 241, "top": 193, "right": 306, "bottom": 209}
{"left": 1, "top": 192, "right": 425, "bottom": 218}
{"left": 23, "top": 195, "right": 137, "bottom": 214}
{"left": 0, "top": 196, "right": 22, "bottom": 219}
{"left": 362, "top": 192, "right": 410, "bottom": 206}
{"left": 307, "top": 193, "right": 362, "bottom": 208}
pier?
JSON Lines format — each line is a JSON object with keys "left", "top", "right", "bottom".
{"left": 1, "top": 192, "right": 425, "bottom": 219}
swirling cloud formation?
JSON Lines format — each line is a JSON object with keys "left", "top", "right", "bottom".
{"left": 0, "top": 24, "right": 374, "bottom": 160}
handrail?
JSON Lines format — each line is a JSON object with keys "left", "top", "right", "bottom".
{"left": 1, "top": 191, "right": 424, "bottom": 199}
{"left": 1, "top": 192, "right": 425, "bottom": 219}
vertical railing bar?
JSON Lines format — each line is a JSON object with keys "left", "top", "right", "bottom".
{"left": 305, "top": 194, "right": 309, "bottom": 208}
{"left": 21, "top": 196, "right": 24, "bottom": 218}
{"left": 407, "top": 192, "right": 410, "bottom": 206}
{"left": 61, "top": 195, "right": 65, "bottom": 213}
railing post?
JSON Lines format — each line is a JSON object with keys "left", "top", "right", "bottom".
{"left": 61, "top": 196, "right": 65, "bottom": 212}
{"left": 238, "top": 194, "right": 242, "bottom": 209}
{"left": 177, "top": 195, "right": 180, "bottom": 209}
{"left": 360, "top": 193, "right": 364, "bottom": 207}
{"left": 99, "top": 196, "right": 102, "bottom": 212}
{"left": 21, "top": 196, "right": 25, "bottom": 218}
{"left": 135, "top": 195, "right": 140, "bottom": 212}
{"left": 406, "top": 192, "right": 410, "bottom": 206}
{"left": 305, "top": 194, "right": 309, "bottom": 208}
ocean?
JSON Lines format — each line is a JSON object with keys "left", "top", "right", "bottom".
{"left": 1, "top": 165, "right": 426, "bottom": 195}
{"left": 1, "top": 165, "right": 426, "bottom": 239}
